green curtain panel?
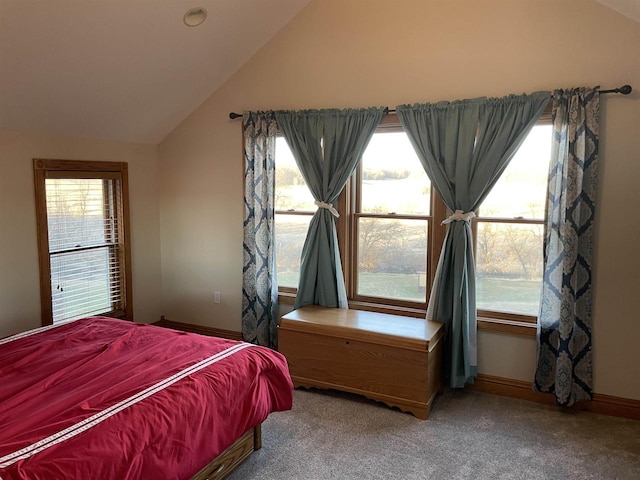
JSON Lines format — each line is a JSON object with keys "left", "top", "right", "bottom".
{"left": 275, "top": 108, "right": 384, "bottom": 309}
{"left": 242, "top": 111, "right": 279, "bottom": 348}
{"left": 397, "top": 92, "right": 550, "bottom": 388}
{"left": 534, "top": 87, "right": 599, "bottom": 406}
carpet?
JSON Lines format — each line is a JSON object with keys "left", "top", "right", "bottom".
{"left": 230, "top": 388, "right": 640, "bottom": 479}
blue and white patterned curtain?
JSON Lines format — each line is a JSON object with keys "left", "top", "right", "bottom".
{"left": 242, "top": 111, "right": 278, "bottom": 348}
{"left": 534, "top": 87, "right": 600, "bottom": 406}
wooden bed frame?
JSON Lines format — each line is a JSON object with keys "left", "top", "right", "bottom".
{"left": 190, "top": 424, "right": 262, "bottom": 480}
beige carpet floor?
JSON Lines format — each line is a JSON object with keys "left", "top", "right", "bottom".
{"left": 230, "top": 388, "right": 640, "bottom": 480}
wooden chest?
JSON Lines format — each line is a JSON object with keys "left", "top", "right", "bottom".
{"left": 278, "top": 306, "right": 444, "bottom": 419}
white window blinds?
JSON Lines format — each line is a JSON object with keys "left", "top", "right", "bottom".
{"left": 45, "top": 176, "right": 124, "bottom": 323}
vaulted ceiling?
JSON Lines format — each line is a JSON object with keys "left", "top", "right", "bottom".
{"left": 0, "top": 0, "right": 636, "bottom": 145}
{"left": 0, "top": 0, "right": 310, "bottom": 144}
{"left": 595, "top": 0, "right": 640, "bottom": 23}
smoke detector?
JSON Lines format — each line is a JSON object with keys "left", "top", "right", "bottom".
{"left": 184, "top": 7, "right": 207, "bottom": 27}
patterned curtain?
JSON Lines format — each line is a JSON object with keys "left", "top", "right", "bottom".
{"left": 242, "top": 111, "right": 278, "bottom": 348}
{"left": 534, "top": 87, "right": 600, "bottom": 406}
{"left": 397, "top": 92, "right": 550, "bottom": 388}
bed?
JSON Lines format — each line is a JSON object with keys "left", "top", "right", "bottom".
{"left": 0, "top": 317, "right": 293, "bottom": 480}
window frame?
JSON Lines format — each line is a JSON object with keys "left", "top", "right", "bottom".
{"left": 275, "top": 114, "right": 448, "bottom": 314}
{"left": 272, "top": 134, "right": 316, "bottom": 294}
{"left": 275, "top": 109, "right": 550, "bottom": 336}
{"left": 344, "top": 115, "right": 447, "bottom": 310}
{"left": 473, "top": 105, "right": 552, "bottom": 329}
{"left": 33, "top": 159, "right": 133, "bottom": 325}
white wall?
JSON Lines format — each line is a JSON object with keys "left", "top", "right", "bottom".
{"left": 0, "top": 129, "right": 162, "bottom": 337}
{"left": 158, "top": 0, "right": 640, "bottom": 399}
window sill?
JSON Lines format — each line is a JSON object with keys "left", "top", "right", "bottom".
{"left": 277, "top": 293, "right": 537, "bottom": 337}
{"left": 477, "top": 317, "right": 537, "bottom": 337}
{"left": 278, "top": 292, "right": 296, "bottom": 305}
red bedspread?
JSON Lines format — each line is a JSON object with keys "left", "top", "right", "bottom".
{"left": 0, "top": 317, "right": 293, "bottom": 480}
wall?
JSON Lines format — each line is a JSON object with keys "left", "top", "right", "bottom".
{"left": 158, "top": 0, "right": 640, "bottom": 399}
{"left": 0, "top": 129, "right": 162, "bottom": 337}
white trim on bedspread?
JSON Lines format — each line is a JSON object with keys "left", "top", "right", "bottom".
{"left": 0, "top": 318, "right": 81, "bottom": 346}
{"left": 0, "top": 342, "right": 252, "bottom": 469}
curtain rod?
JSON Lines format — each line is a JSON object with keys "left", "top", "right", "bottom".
{"left": 227, "top": 85, "right": 632, "bottom": 120}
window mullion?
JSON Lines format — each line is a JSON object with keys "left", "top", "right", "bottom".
{"left": 339, "top": 173, "right": 354, "bottom": 299}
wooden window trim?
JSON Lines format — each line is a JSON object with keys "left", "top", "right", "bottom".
{"left": 473, "top": 217, "right": 543, "bottom": 325}
{"left": 346, "top": 113, "right": 447, "bottom": 308}
{"left": 33, "top": 158, "right": 133, "bottom": 325}
{"left": 471, "top": 109, "right": 551, "bottom": 326}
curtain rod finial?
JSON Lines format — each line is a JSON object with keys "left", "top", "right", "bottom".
{"left": 619, "top": 85, "right": 632, "bottom": 95}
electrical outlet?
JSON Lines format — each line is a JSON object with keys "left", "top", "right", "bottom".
{"left": 214, "top": 291, "right": 221, "bottom": 304}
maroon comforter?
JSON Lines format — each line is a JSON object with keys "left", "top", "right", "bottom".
{"left": 0, "top": 317, "right": 293, "bottom": 479}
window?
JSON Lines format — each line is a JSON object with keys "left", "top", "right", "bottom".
{"left": 34, "top": 159, "right": 133, "bottom": 325}
{"left": 274, "top": 116, "right": 446, "bottom": 309}
{"left": 274, "top": 113, "right": 550, "bottom": 325}
{"left": 475, "top": 117, "right": 552, "bottom": 323}
{"left": 351, "top": 122, "right": 442, "bottom": 307}
{"left": 274, "top": 137, "right": 315, "bottom": 290}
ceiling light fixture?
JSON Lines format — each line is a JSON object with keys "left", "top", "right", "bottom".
{"left": 183, "top": 7, "right": 207, "bottom": 27}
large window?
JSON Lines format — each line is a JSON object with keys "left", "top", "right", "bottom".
{"left": 34, "top": 159, "right": 133, "bottom": 325}
{"left": 274, "top": 113, "right": 550, "bottom": 323}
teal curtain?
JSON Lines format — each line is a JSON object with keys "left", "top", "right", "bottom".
{"left": 534, "top": 87, "right": 599, "bottom": 406}
{"left": 242, "top": 112, "right": 278, "bottom": 348}
{"left": 397, "top": 92, "right": 550, "bottom": 388}
{"left": 275, "top": 108, "right": 384, "bottom": 309}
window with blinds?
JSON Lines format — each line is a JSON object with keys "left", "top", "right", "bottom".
{"left": 34, "top": 160, "right": 133, "bottom": 325}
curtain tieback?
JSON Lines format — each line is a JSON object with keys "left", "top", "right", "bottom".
{"left": 315, "top": 200, "right": 340, "bottom": 218}
{"left": 442, "top": 209, "right": 475, "bottom": 225}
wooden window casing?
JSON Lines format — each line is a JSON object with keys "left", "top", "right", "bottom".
{"left": 473, "top": 106, "right": 552, "bottom": 329}
{"left": 344, "top": 115, "right": 447, "bottom": 312}
{"left": 34, "top": 159, "right": 133, "bottom": 325}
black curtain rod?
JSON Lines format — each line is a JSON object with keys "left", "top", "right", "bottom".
{"left": 228, "top": 84, "right": 632, "bottom": 120}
